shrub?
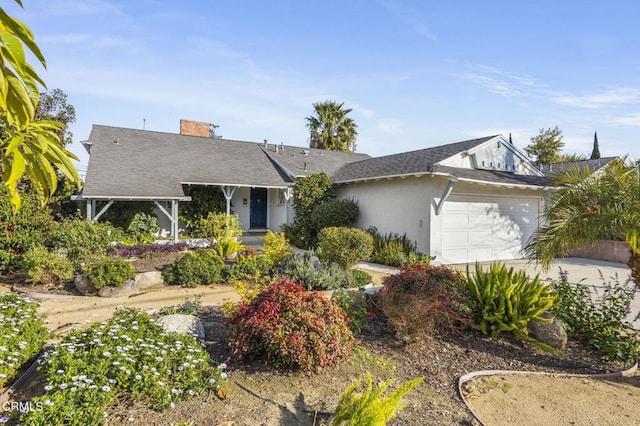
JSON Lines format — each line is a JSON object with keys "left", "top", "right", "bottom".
{"left": 318, "top": 227, "right": 374, "bottom": 270}
{"left": 162, "top": 250, "right": 225, "bottom": 287}
{"left": 276, "top": 252, "right": 351, "bottom": 290}
{"left": 367, "top": 227, "right": 432, "bottom": 267}
{"left": 290, "top": 173, "right": 335, "bottom": 248}
{"left": 191, "top": 212, "right": 242, "bottom": 242}
{"left": 214, "top": 238, "right": 245, "bottom": 258}
{"left": 227, "top": 279, "right": 354, "bottom": 372}
{"left": 261, "top": 230, "right": 292, "bottom": 267}
{"left": 310, "top": 198, "right": 359, "bottom": 231}
{"left": 380, "top": 263, "right": 469, "bottom": 339}
{"left": 20, "top": 245, "right": 74, "bottom": 284}
{"left": 333, "top": 290, "right": 369, "bottom": 334}
{"left": 551, "top": 270, "right": 639, "bottom": 362}
{"left": 97, "top": 201, "right": 155, "bottom": 230}
{"left": 0, "top": 294, "right": 49, "bottom": 388}
{"left": 179, "top": 185, "right": 227, "bottom": 233}
{"left": 19, "top": 309, "right": 226, "bottom": 425}
{"left": 226, "top": 254, "right": 271, "bottom": 281}
{"left": 123, "top": 212, "right": 158, "bottom": 244}
{"left": 349, "top": 269, "right": 373, "bottom": 288}
{"left": 47, "top": 216, "right": 121, "bottom": 271}
{"left": 86, "top": 258, "right": 135, "bottom": 289}
{"left": 330, "top": 372, "right": 423, "bottom": 426}
{"left": 465, "top": 262, "right": 557, "bottom": 348}
{"left": 0, "top": 186, "right": 53, "bottom": 271}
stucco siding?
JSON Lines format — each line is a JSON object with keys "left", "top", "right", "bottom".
{"left": 336, "top": 177, "right": 433, "bottom": 254}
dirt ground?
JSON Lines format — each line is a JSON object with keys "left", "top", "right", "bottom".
{"left": 3, "top": 265, "right": 640, "bottom": 425}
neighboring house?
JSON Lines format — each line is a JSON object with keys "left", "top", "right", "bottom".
{"left": 80, "top": 123, "right": 368, "bottom": 238}
{"left": 537, "top": 157, "right": 617, "bottom": 177}
{"left": 81, "top": 124, "right": 555, "bottom": 264}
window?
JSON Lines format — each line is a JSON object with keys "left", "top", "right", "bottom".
{"left": 277, "top": 189, "right": 287, "bottom": 206}
{"left": 497, "top": 141, "right": 501, "bottom": 149}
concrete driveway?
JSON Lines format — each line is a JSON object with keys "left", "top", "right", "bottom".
{"left": 450, "top": 257, "right": 640, "bottom": 329}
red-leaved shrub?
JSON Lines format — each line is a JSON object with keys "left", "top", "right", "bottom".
{"left": 227, "top": 279, "right": 354, "bottom": 372}
{"left": 379, "top": 263, "right": 470, "bottom": 340}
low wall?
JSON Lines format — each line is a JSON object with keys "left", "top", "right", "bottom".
{"left": 567, "top": 240, "right": 630, "bottom": 264}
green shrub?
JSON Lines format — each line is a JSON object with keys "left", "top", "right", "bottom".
{"left": 162, "top": 250, "right": 225, "bottom": 287}
{"left": 465, "top": 262, "right": 557, "bottom": 348}
{"left": 20, "top": 245, "right": 74, "bottom": 284}
{"left": 367, "top": 227, "right": 432, "bottom": 267}
{"left": 19, "top": 309, "right": 226, "bottom": 425}
{"left": 47, "top": 216, "right": 121, "bottom": 271}
{"left": 0, "top": 294, "right": 49, "bottom": 388}
{"left": 380, "top": 263, "right": 469, "bottom": 339}
{"left": 123, "top": 212, "right": 158, "bottom": 244}
{"left": 330, "top": 372, "right": 423, "bottom": 426}
{"left": 227, "top": 279, "right": 354, "bottom": 372}
{"left": 310, "top": 198, "right": 359, "bottom": 231}
{"left": 226, "top": 254, "right": 271, "bottom": 281}
{"left": 179, "top": 185, "right": 227, "bottom": 234}
{"left": 261, "top": 230, "right": 292, "bottom": 267}
{"left": 276, "top": 252, "right": 350, "bottom": 290}
{"left": 0, "top": 186, "right": 53, "bottom": 271}
{"left": 290, "top": 173, "right": 335, "bottom": 248}
{"left": 333, "top": 290, "right": 369, "bottom": 334}
{"left": 318, "top": 227, "right": 374, "bottom": 270}
{"left": 97, "top": 201, "right": 155, "bottom": 230}
{"left": 191, "top": 212, "right": 242, "bottom": 241}
{"left": 349, "top": 269, "right": 373, "bottom": 288}
{"left": 551, "top": 270, "right": 639, "bottom": 362}
{"left": 86, "top": 258, "right": 135, "bottom": 289}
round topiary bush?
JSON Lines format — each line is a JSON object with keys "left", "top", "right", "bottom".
{"left": 317, "top": 227, "right": 374, "bottom": 270}
{"left": 227, "top": 279, "right": 354, "bottom": 372}
{"left": 86, "top": 257, "right": 135, "bottom": 289}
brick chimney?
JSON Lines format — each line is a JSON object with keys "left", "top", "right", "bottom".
{"left": 180, "top": 119, "right": 211, "bottom": 137}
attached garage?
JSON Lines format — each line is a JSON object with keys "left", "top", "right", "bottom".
{"left": 441, "top": 195, "right": 541, "bottom": 264}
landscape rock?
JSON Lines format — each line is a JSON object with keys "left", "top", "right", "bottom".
{"left": 527, "top": 312, "right": 568, "bottom": 351}
{"left": 97, "top": 279, "right": 141, "bottom": 298}
{"left": 134, "top": 271, "right": 164, "bottom": 289}
{"left": 156, "top": 314, "right": 205, "bottom": 340}
{"left": 74, "top": 274, "right": 97, "bottom": 295}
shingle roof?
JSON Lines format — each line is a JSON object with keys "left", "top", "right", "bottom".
{"left": 332, "top": 136, "right": 498, "bottom": 183}
{"left": 435, "top": 166, "right": 552, "bottom": 187}
{"left": 537, "top": 157, "right": 617, "bottom": 177}
{"left": 261, "top": 144, "right": 370, "bottom": 178}
{"left": 82, "top": 125, "right": 295, "bottom": 199}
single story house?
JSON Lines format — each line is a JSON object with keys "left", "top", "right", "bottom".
{"left": 81, "top": 122, "right": 559, "bottom": 264}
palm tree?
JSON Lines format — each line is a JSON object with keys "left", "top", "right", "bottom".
{"left": 524, "top": 158, "right": 640, "bottom": 287}
{"left": 306, "top": 101, "right": 358, "bottom": 152}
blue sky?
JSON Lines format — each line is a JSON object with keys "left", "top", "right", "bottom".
{"left": 7, "top": 0, "right": 640, "bottom": 175}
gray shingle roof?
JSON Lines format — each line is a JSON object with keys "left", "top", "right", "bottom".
{"left": 82, "top": 125, "right": 295, "bottom": 199}
{"left": 332, "top": 136, "right": 498, "bottom": 183}
{"left": 261, "top": 144, "right": 370, "bottom": 178}
{"left": 537, "top": 157, "right": 617, "bottom": 177}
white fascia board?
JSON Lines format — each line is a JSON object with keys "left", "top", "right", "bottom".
{"left": 82, "top": 195, "right": 193, "bottom": 201}
{"left": 334, "top": 171, "right": 451, "bottom": 185}
{"left": 181, "top": 181, "right": 293, "bottom": 189}
{"left": 456, "top": 177, "right": 554, "bottom": 190}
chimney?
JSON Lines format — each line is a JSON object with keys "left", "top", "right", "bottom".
{"left": 180, "top": 119, "right": 211, "bottom": 137}
{"left": 263, "top": 139, "right": 268, "bottom": 147}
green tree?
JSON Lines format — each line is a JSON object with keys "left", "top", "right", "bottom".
{"left": 0, "top": 1, "right": 80, "bottom": 211}
{"left": 557, "top": 153, "right": 587, "bottom": 162}
{"left": 525, "top": 126, "right": 564, "bottom": 165}
{"left": 524, "top": 158, "right": 640, "bottom": 288}
{"left": 306, "top": 101, "right": 358, "bottom": 152}
{"left": 590, "top": 131, "right": 601, "bottom": 160}
{"left": 35, "top": 88, "right": 76, "bottom": 146}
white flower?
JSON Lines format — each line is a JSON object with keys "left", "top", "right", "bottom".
{"left": 44, "top": 385, "right": 53, "bottom": 391}
{"left": 108, "top": 379, "right": 116, "bottom": 384}
{"left": 217, "top": 363, "right": 227, "bottom": 370}
{"left": 101, "top": 385, "right": 111, "bottom": 392}
{"left": 56, "top": 369, "right": 64, "bottom": 374}
{"left": 59, "top": 383, "right": 68, "bottom": 389}
{"left": 209, "top": 378, "right": 216, "bottom": 384}
{"left": 135, "top": 375, "right": 142, "bottom": 380}
{"left": 220, "top": 372, "right": 227, "bottom": 379}
{"left": 103, "top": 351, "right": 111, "bottom": 357}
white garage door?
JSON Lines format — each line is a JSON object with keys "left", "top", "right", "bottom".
{"left": 441, "top": 195, "right": 540, "bottom": 264}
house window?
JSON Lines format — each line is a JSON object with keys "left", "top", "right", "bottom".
{"left": 277, "top": 189, "right": 286, "bottom": 206}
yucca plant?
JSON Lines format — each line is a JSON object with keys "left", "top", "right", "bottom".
{"left": 330, "top": 372, "right": 423, "bottom": 426}
{"left": 465, "top": 262, "right": 557, "bottom": 350}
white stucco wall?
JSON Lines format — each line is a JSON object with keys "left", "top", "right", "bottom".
{"left": 268, "top": 188, "right": 289, "bottom": 231}
{"left": 336, "top": 176, "right": 434, "bottom": 254}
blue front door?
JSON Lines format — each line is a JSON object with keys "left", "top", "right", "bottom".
{"left": 250, "top": 188, "right": 267, "bottom": 228}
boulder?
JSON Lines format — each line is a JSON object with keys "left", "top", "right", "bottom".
{"left": 74, "top": 274, "right": 97, "bottom": 295}
{"left": 156, "top": 314, "right": 205, "bottom": 340}
{"left": 97, "top": 279, "right": 141, "bottom": 298}
{"left": 527, "top": 312, "right": 567, "bottom": 351}
{"left": 134, "top": 271, "right": 164, "bottom": 289}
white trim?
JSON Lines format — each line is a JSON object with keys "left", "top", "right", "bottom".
{"left": 334, "top": 171, "right": 450, "bottom": 184}
{"left": 83, "top": 196, "right": 192, "bottom": 201}
{"left": 455, "top": 177, "right": 553, "bottom": 190}
{"left": 450, "top": 191, "right": 545, "bottom": 199}
{"left": 182, "top": 181, "right": 292, "bottom": 190}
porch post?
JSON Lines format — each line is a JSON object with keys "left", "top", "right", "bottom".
{"left": 283, "top": 188, "right": 293, "bottom": 225}
{"left": 86, "top": 199, "right": 93, "bottom": 220}
{"left": 220, "top": 186, "right": 237, "bottom": 216}
{"left": 172, "top": 200, "right": 179, "bottom": 242}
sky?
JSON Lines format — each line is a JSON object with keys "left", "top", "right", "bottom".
{"left": 6, "top": 0, "right": 640, "bottom": 176}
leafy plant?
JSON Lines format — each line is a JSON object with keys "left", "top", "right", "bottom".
{"left": 157, "top": 297, "right": 202, "bottom": 316}
{"left": 289, "top": 173, "right": 335, "bottom": 248}
{"left": 317, "top": 227, "right": 374, "bottom": 270}
{"left": 98, "top": 201, "right": 155, "bottom": 230}
{"left": 330, "top": 372, "right": 424, "bottom": 426}
{"left": 260, "top": 230, "right": 292, "bottom": 268}
{"left": 276, "top": 252, "right": 351, "bottom": 291}
{"left": 367, "top": 227, "right": 432, "bottom": 267}
{"left": 0, "top": 294, "right": 49, "bottom": 388}
{"left": 310, "top": 198, "right": 360, "bottom": 231}
{"left": 226, "top": 253, "right": 271, "bottom": 281}
{"left": 349, "top": 269, "right": 373, "bottom": 288}
{"left": 107, "top": 242, "right": 188, "bottom": 259}
{"left": 227, "top": 279, "right": 354, "bottom": 372}
{"left": 214, "top": 238, "right": 245, "bottom": 258}
{"left": 162, "top": 250, "right": 225, "bottom": 287}
{"left": 465, "top": 262, "right": 557, "bottom": 349}
{"left": 191, "top": 212, "right": 242, "bottom": 242}
{"left": 380, "top": 263, "right": 470, "bottom": 339}
{"left": 19, "top": 309, "right": 226, "bottom": 425}
{"left": 551, "top": 270, "right": 639, "bottom": 362}
{"left": 124, "top": 212, "right": 158, "bottom": 244}
{"left": 47, "top": 216, "right": 121, "bottom": 271}
{"left": 179, "top": 185, "right": 226, "bottom": 234}
{"left": 333, "top": 290, "right": 369, "bottom": 333}
{"left": 85, "top": 258, "right": 135, "bottom": 289}
{"left": 20, "top": 245, "right": 74, "bottom": 284}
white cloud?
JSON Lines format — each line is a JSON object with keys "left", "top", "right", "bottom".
{"left": 376, "top": 119, "right": 406, "bottom": 134}
{"left": 552, "top": 88, "right": 640, "bottom": 108}
{"left": 607, "top": 113, "right": 640, "bottom": 126}
{"left": 462, "top": 65, "right": 543, "bottom": 98}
